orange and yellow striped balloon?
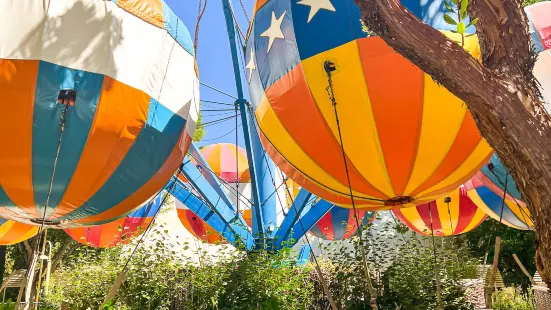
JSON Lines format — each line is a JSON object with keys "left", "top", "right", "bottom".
{"left": 200, "top": 143, "right": 251, "bottom": 183}
{"left": 246, "top": 0, "right": 493, "bottom": 210}
{"left": 177, "top": 200, "right": 252, "bottom": 244}
{"left": 0, "top": 218, "right": 38, "bottom": 245}
{"left": 393, "top": 187, "right": 487, "bottom": 236}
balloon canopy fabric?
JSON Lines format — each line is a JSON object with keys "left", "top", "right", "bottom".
{"left": 0, "top": 218, "right": 39, "bottom": 246}
{"left": 176, "top": 199, "right": 252, "bottom": 244}
{"left": 309, "top": 206, "right": 377, "bottom": 240}
{"left": 200, "top": 143, "right": 251, "bottom": 183}
{"left": 526, "top": 1, "right": 551, "bottom": 108}
{"left": 393, "top": 187, "right": 487, "bottom": 236}
{"left": 464, "top": 178, "right": 533, "bottom": 230}
{"left": 478, "top": 155, "right": 523, "bottom": 202}
{"left": 246, "top": 0, "right": 493, "bottom": 210}
{"left": 0, "top": 0, "right": 198, "bottom": 227}
{"left": 64, "top": 193, "right": 164, "bottom": 248}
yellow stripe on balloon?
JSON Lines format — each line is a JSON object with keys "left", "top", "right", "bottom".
{"left": 301, "top": 40, "right": 394, "bottom": 198}
{"left": 507, "top": 200, "right": 534, "bottom": 227}
{"left": 404, "top": 74, "right": 467, "bottom": 195}
{"left": 255, "top": 96, "right": 368, "bottom": 199}
{"left": 437, "top": 190, "right": 460, "bottom": 235}
{"left": 0, "top": 221, "right": 15, "bottom": 240}
{"left": 419, "top": 141, "right": 493, "bottom": 199}
{"left": 463, "top": 208, "right": 487, "bottom": 233}
{"left": 400, "top": 207, "right": 429, "bottom": 234}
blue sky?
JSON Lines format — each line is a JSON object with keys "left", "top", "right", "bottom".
{"left": 166, "top": 0, "right": 256, "bottom": 147}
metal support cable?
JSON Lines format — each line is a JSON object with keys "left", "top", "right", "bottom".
{"left": 200, "top": 82, "right": 238, "bottom": 99}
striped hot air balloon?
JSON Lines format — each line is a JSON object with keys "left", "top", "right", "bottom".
{"left": 246, "top": 0, "right": 493, "bottom": 210}
{"left": 526, "top": 1, "right": 551, "bottom": 108}
{"left": 0, "top": 218, "right": 38, "bottom": 246}
{"left": 200, "top": 143, "right": 250, "bottom": 183}
{"left": 64, "top": 193, "right": 164, "bottom": 248}
{"left": 477, "top": 155, "right": 523, "bottom": 203}
{"left": 176, "top": 199, "right": 253, "bottom": 244}
{"left": 0, "top": 0, "right": 198, "bottom": 228}
{"left": 393, "top": 187, "right": 487, "bottom": 236}
{"left": 310, "top": 205, "right": 377, "bottom": 240}
{"left": 464, "top": 177, "right": 533, "bottom": 230}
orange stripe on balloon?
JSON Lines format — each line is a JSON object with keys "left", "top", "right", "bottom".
{"left": 411, "top": 113, "right": 483, "bottom": 197}
{"left": 73, "top": 132, "right": 192, "bottom": 225}
{"left": 116, "top": 0, "right": 164, "bottom": 28}
{"left": 0, "top": 60, "right": 39, "bottom": 218}
{"left": 420, "top": 150, "right": 493, "bottom": 200}
{"left": 266, "top": 64, "right": 387, "bottom": 200}
{"left": 54, "top": 77, "right": 150, "bottom": 218}
{"left": 358, "top": 38, "right": 424, "bottom": 196}
{"left": 257, "top": 126, "right": 385, "bottom": 208}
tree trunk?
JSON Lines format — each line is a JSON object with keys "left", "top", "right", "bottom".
{"left": 353, "top": 0, "right": 551, "bottom": 285}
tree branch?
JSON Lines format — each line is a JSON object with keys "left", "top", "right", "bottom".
{"left": 353, "top": 0, "right": 549, "bottom": 136}
{"left": 468, "top": 0, "right": 534, "bottom": 74}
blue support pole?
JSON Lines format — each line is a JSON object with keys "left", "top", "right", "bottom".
{"left": 284, "top": 200, "right": 334, "bottom": 248}
{"left": 273, "top": 189, "right": 312, "bottom": 248}
{"left": 220, "top": 0, "right": 274, "bottom": 248}
{"left": 249, "top": 113, "right": 278, "bottom": 239}
{"left": 170, "top": 180, "right": 254, "bottom": 249}
{"left": 296, "top": 244, "right": 311, "bottom": 266}
{"left": 179, "top": 159, "right": 254, "bottom": 249}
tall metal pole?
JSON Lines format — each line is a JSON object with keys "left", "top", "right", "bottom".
{"left": 220, "top": 0, "right": 270, "bottom": 248}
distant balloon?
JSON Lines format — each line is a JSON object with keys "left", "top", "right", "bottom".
{"left": 526, "top": 1, "right": 551, "bottom": 109}
{"left": 176, "top": 199, "right": 252, "bottom": 244}
{"left": 0, "top": 218, "right": 38, "bottom": 246}
{"left": 0, "top": 0, "right": 198, "bottom": 227}
{"left": 200, "top": 143, "right": 250, "bottom": 183}
{"left": 246, "top": 0, "right": 493, "bottom": 210}
{"left": 64, "top": 193, "right": 164, "bottom": 248}
{"left": 464, "top": 177, "right": 533, "bottom": 230}
{"left": 310, "top": 205, "right": 377, "bottom": 240}
{"left": 393, "top": 187, "right": 487, "bottom": 236}
{"left": 477, "top": 155, "right": 523, "bottom": 202}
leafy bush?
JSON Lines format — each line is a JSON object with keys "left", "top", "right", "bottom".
{"left": 41, "top": 227, "right": 314, "bottom": 310}
{"left": 492, "top": 287, "right": 536, "bottom": 310}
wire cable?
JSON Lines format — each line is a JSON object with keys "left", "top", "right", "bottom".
{"left": 200, "top": 82, "right": 238, "bottom": 99}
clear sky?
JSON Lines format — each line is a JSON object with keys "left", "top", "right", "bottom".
{"left": 166, "top": 0, "right": 256, "bottom": 148}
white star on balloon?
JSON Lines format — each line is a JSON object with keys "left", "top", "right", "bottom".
{"left": 260, "top": 10, "right": 287, "bottom": 53}
{"left": 297, "top": 0, "right": 335, "bottom": 23}
{"left": 246, "top": 48, "right": 256, "bottom": 83}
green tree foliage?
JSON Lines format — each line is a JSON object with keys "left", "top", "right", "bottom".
{"left": 454, "top": 219, "right": 536, "bottom": 290}
{"left": 523, "top": 0, "right": 546, "bottom": 6}
{"left": 193, "top": 111, "right": 205, "bottom": 142}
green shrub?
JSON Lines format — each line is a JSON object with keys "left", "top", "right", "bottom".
{"left": 492, "top": 287, "right": 536, "bottom": 310}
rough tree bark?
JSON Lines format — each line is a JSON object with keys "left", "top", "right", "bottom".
{"left": 352, "top": 0, "right": 551, "bottom": 283}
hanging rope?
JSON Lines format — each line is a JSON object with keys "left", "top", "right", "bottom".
{"left": 201, "top": 99, "right": 235, "bottom": 106}
{"left": 428, "top": 203, "right": 444, "bottom": 310}
{"left": 194, "top": 0, "right": 208, "bottom": 58}
{"left": 324, "top": 60, "right": 377, "bottom": 309}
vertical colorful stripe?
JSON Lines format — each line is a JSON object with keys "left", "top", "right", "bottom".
{"left": 200, "top": 143, "right": 251, "bottom": 183}
{"left": 309, "top": 205, "right": 377, "bottom": 240}
{"left": 393, "top": 187, "right": 487, "bottom": 236}
{"left": 247, "top": 0, "right": 493, "bottom": 209}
